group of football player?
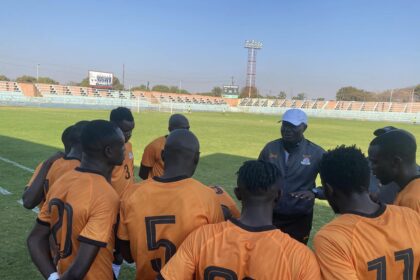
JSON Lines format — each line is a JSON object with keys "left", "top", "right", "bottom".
{"left": 23, "top": 107, "right": 419, "bottom": 279}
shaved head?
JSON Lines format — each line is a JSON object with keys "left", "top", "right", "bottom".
{"left": 165, "top": 129, "right": 199, "bottom": 153}
{"left": 168, "top": 114, "right": 190, "bottom": 132}
{"left": 369, "top": 129, "right": 417, "bottom": 185}
{"left": 370, "top": 130, "right": 416, "bottom": 164}
{"left": 162, "top": 129, "right": 200, "bottom": 177}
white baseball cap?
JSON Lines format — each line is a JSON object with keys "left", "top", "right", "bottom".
{"left": 281, "top": 109, "right": 308, "bottom": 126}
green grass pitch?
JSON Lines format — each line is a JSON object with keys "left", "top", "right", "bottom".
{"left": 0, "top": 107, "right": 419, "bottom": 279}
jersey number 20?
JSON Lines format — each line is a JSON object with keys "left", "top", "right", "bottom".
{"left": 145, "top": 215, "right": 176, "bottom": 272}
{"left": 49, "top": 198, "right": 73, "bottom": 264}
{"left": 204, "top": 266, "right": 254, "bottom": 280}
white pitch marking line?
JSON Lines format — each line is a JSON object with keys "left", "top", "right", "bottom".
{"left": 0, "top": 156, "right": 38, "bottom": 212}
{"left": 0, "top": 186, "right": 12, "bottom": 195}
{"left": 17, "top": 199, "right": 39, "bottom": 214}
{"left": 0, "top": 156, "right": 34, "bottom": 173}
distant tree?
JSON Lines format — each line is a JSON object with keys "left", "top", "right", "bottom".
{"left": 16, "top": 75, "right": 37, "bottom": 83}
{"left": 79, "top": 77, "right": 90, "bottom": 87}
{"left": 266, "top": 95, "right": 278, "bottom": 99}
{"left": 336, "top": 86, "right": 375, "bottom": 101}
{"left": 240, "top": 86, "right": 259, "bottom": 98}
{"left": 292, "top": 93, "right": 306, "bottom": 100}
{"left": 196, "top": 92, "right": 213, "bottom": 96}
{"left": 316, "top": 97, "right": 325, "bottom": 101}
{"left": 211, "top": 86, "right": 222, "bottom": 97}
{"left": 152, "top": 84, "right": 170, "bottom": 93}
{"left": 278, "top": 91, "right": 287, "bottom": 99}
{"left": 112, "top": 77, "right": 124, "bottom": 90}
{"left": 0, "top": 75, "right": 10, "bottom": 81}
{"left": 169, "top": 86, "right": 179, "bottom": 93}
{"left": 131, "top": 84, "right": 149, "bottom": 91}
{"left": 66, "top": 81, "right": 79, "bottom": 86}
{"left": 37, "top": 77, "right": 59, "bottom": 85}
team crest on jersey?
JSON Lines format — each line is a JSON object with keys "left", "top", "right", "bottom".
{"left": 128, "top": 152, "right": 134, "bottom": 159}
{"left": 301, "top": 155, "right": 311, "bottom": 165}
{"left": 269, "top": 152, "right": 278, "bottom": 159}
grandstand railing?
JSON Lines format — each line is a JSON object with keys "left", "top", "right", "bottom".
{"left": 1, "top": 90, "right": 419, "bottom": 123}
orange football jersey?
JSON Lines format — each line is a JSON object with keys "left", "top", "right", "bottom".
{"left": 208, "top": 185, "right": 241, "bottom": 219}
{"left": 26, "top": 157, "right": 80, "bottom": 208}
{"left": 118, "top": 176, "right": 224, "bottom": 280}
{"left": 38, "top": 168, "right": 120, "bottom": 280}
{"left": 394, "top": 177, "right": 420, "bottom": 214}
{"left": 314, "top": 204, "right": 420, "bottom": 280}
{"left": 111, "top": 141, "right": 134, "bottom": 197}
{"left": 160, "top": 219, "right": 321, "bottom": 280}
{"left": 141, "top": 136, "right": 166, "bottom": 178}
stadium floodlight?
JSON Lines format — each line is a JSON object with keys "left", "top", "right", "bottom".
{"left": 244, "top": 40, "right": 263, "bottom": 49}
{"left": 244, "top": 40, "right": 263, "bottom": 98}
{"left": 36, "top": 64, "right": 40, "bottom": 82}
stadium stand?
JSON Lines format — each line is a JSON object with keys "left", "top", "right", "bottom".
{"left": 236, "top": 98, "right": 420, "bottom": 113}
{"left": 1, "top": 81, "right": 419, "bottom": 122}
{"left": 0, "top": 81, "right": 22, "bottom": 95}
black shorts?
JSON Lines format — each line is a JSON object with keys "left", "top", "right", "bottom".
{"left": 272, "top": 211, "right": 314, "bottom": 245}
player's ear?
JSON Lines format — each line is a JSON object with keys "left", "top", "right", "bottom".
{"left": 104, "top": 145, "right": 112, "bottom": 159}
{"left": 234, "top": 187, "right": 241, "bottom": 201}
{"left": 193, "top": 151, "right": 200, "bottom": 165}
{"left": 392, "top": 155, "right": 403, "bottom": 169}
{"left": 324, "top": 182, "right": 334, "bottom": 197}
{"left": 301, "top": 124, "right": 307, "bottom": 133}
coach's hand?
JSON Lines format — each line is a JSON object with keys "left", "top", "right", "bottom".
{"left": 290, "top": 191, "right": 315, "bottom": 200}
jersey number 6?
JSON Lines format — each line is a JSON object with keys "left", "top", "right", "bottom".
{"left": 145, "top": 215, "right": 176, "bottom": 272}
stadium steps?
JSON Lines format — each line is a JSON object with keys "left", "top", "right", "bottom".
{"left": 18, "top": 83, "right": 38, "bottom": 97}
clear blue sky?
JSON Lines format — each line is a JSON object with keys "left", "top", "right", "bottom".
{"left": 1, "top": 0, "right": 419, "bottom": 99}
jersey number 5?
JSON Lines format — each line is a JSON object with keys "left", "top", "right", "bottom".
{"left": 145, "top": 215, "right": 176, "bottom": 272}
{"left": 367, "top": 248, "right": 414, "bottom": 280}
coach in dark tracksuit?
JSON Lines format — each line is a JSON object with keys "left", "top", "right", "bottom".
{"left": 258, "top": 109, "right": 324, "bottom": 244}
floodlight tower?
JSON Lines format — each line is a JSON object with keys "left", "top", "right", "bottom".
{"left": 244, "top": 40, "right": 263, "bottom": 98}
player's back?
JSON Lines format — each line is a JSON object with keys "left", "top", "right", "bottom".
{"left": 26, "top": 157, "right": 80, "bottom": 208}
{"left": 39, "top": 167, "right": 120, "bottom": 280}
{"left": 141, "top": 135, "right": 166, "bottom": 178}
{"left": 47, "top": 156, "right": 80, "bottom": 187}
{"left": 111, "top": 141, "right": 134, "bottom": 197}
{"left": 118, "top": 176, "right": 224, "bottom": 280}
{"left": 394, "top": 177, "right": 420, "bottom": 213}
{"left": 314, "top": 204, "right": 420, "bottom": 279}
{"left": 208, "top": 185, "right": 241, "bottom": 218}
{"left": 160, "top": 219, "right": 320, "bottom": 280}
